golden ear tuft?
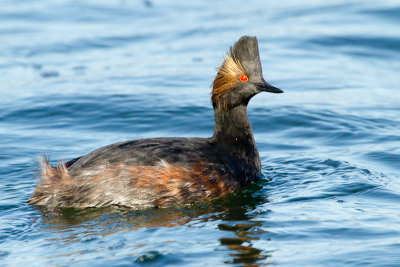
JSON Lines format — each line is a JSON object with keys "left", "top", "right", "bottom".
{"left": 211, "top": 53, "right": 245, "bottom": 108}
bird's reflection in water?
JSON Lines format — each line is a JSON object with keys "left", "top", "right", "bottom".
{"left": 216, "top": 183, "right": 271, "bottom": 266}
{"left": 34, "top": 182, "right": 271, "bottom": 265}
{"left": 219, "top": 223, "right": 268, "bottom": 266}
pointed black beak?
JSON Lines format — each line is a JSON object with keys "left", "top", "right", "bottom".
{"left": 255, "top": 82, "right": 284, "bottom": 94}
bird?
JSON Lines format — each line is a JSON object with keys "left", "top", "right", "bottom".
{"left": 29, "top": 36, "right": 283, "bottom": 209}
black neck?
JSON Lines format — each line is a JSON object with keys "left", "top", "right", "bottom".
{"left": 211, "top": 104, "right": 261, "bottom": 185}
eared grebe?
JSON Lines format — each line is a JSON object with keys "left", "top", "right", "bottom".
{"left": 29, "top": 36, "right": 283, "bottom": 209}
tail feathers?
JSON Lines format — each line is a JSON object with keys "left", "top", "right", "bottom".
{"left": 29, "top": 156, "right": 71, "bottom": 206}
{"left": 39, "top": 156, "right": 70, "bottom": 181}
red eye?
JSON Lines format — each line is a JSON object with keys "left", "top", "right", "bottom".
{"left": 239, "top": 74, "right": 248, "bottom": 82}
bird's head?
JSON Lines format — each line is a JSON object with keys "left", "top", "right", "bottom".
{"left": 211, "top": 36, "right": 283, "bottom": 110}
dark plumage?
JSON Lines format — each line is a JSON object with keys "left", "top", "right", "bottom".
{"left": 29, "top": 36, "right": 283, "bottom": 209}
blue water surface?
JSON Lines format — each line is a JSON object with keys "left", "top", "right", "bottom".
{"left": 1, "top": 0, "right": 400, "bottom": 266}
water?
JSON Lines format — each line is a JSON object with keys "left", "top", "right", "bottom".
{"left": 1, "top": 0, "right": 400, "bottom": 266}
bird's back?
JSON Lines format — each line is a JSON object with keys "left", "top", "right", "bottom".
{"left": 68, "top": 137, "right": 219, "bottom": 172}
